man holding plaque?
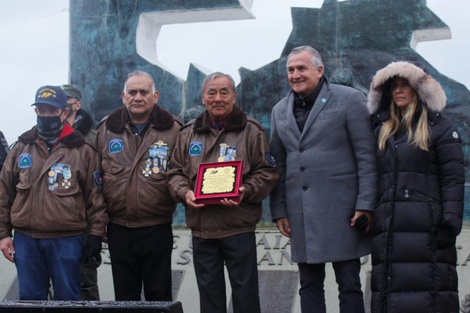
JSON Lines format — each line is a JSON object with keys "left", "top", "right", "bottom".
{"left": 270, "top": 46, "right": 378, "bottom": 313}
{"left": 0, "top": 85, "right": 107, "bottom": 300}
{"left": 95, "top": 70, "right": 181, "bottom": 301}
{"left": 168, "top": 72, "right": 279, "bottom": 313}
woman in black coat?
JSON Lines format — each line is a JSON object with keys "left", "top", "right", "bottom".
{"left": 367, "top": 61, "right": 465, "bottom": 313}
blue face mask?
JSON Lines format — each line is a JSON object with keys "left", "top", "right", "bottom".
{"left": 37, "top": 115, "right": 63, "bottom": 141}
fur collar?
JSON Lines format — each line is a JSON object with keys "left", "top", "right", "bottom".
{"left": 192, "top": 106, "right": 247, "bottom": 133}
{"left": 367, "top": 61, "right": 446, "bottom": 114}
{"left": 105, "top": 105, "right": 176, "bottom": 133}
{"left": 18, "top": 126, "right": 85, "bottom": 148}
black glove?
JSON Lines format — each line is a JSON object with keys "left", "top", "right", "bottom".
{"left": 435, "top": 221, "right": 457, "bottom": 249}
{"left": 82, "top": 235, "right": 102, "bottom": 260}
{"left": 354, "top": 214, "right": 369, "bottom": 234}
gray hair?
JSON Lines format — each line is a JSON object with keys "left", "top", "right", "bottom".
{"left": 123, "top": 70, "right": 156, "bottom": 93}
{"left": 287, "top": 46, "right": 324, "bottom": 68}
{"left": 201, "top": 72, "right": 236, "bottom": 96}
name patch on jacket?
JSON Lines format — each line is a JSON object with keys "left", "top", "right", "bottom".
{"left": 109, "top": 138, "right": 123, "bottom": 154}
{"left": 189, "top": 141, "right": 202, "bottom": 157}
{"left": 18, "top": 153, "right": 32, "bottom": 168}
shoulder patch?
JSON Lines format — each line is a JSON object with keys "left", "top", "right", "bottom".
{"left": 266, "top": 150, "right": 277, "bottom": 167}
{"left": 93, "top": 171, "right": 103, "bottom": 190}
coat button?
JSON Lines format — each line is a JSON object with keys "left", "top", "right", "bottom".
{"left": 302, "top": 186, "right": 308, "bottom": 191}
{"left": 300, "top": 167, "right": 305, "bottom": 172}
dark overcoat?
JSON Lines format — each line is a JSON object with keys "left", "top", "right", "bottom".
{"left": 367, "top": 61, "right": 465, "bottom": 313}
{"left": 270, "top": 78, "right": 378, "bottom": 263}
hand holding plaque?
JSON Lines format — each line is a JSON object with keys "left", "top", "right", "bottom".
{"left": 194, "top": 161, "right": 243, "bottom": 205}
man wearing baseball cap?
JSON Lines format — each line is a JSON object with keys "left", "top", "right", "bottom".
{"left": 62, "top": 83, "right": 100, "bottom": 301}
{"left": 0, "top": 85, "right": 107, "bottom": 300}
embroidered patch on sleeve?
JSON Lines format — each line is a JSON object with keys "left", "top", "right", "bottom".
{"left": 93, "top": 171, "right": 103, "bottom": 190}
{"left": 266, "top": 150, "right": 277, "bottom": 167}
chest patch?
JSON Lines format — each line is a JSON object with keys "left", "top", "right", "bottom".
{"left": 109, "top": 138, "right": 123, "bottom": 154}
{"left": 18, "top": 153, "right": 32, "bottom": 168}
{"left": 189, "top": 141, "right": 203, "bottom": 157}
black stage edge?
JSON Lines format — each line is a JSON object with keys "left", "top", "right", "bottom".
{"left": 0, "top": 301, "right": 184, "bottom": 312}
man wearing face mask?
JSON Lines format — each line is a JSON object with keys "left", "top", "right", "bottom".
{"left": 0, "top": 85, "right": 108, "bottom": 300}
{"left": 62, "top": 84, "right": 97, "bottom": 144}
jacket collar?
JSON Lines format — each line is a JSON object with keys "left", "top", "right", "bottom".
{"left": 18, "top": 124, "right": 85, "bottom": 148}
{"left": 293, "top": 76, "right": 325, "bottom": 108}
{"left": 73, "top": 109, "right": 94, "bottom": 136}
{"left": 105, "top": 105, "right": 175, "bottom": 134}
{"left": 193, "top": 106, "right": 247, "bottom": 133}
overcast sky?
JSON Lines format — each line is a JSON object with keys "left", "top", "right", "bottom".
{"left": 0, "top": 0, "right": 468, "bottom": 145}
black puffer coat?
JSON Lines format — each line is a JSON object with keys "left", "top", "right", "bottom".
{"left": 367, "top": 62, "right": 465, "bottom": 313}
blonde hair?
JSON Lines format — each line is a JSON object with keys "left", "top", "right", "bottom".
{"left": 378, "top": 94, "right": 430, "bottom": 151}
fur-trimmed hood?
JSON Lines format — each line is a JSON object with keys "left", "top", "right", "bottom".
{"left": 367, "top": 61, "right": 446, "bottom": 114}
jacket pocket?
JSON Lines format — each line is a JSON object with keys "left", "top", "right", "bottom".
{"left": 47, "top": 179, "right": 85, "bottom": 231}
{"left": 330, "top": 170, "right": 355, "bottom": 177}
{"left": 16, "top": 170, "right": 32, "bottom": 191}
{"left": 148, "top": 171, "right": 166, "bottom": 181}
{"left": 319, "top": 110, "right": 340, "bottom": 120}
{"left": 402, "top": 189, "right": 434, "bottom": 202}
{"left": 52, "top": 178, "right": 81, "bottom": 196}
{"left": 102, "top": 161, "right": 126, "bottom": 175}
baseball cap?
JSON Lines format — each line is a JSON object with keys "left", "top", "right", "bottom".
{"left": 61, "top": 84, "right": 82, "bottom": 100}
{"left": 31, "top": 85, "right": 67, "bottom": 108}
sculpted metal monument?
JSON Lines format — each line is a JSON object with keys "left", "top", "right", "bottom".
{"left": 70, "top": 0, "right": 470, "bottom": 223}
